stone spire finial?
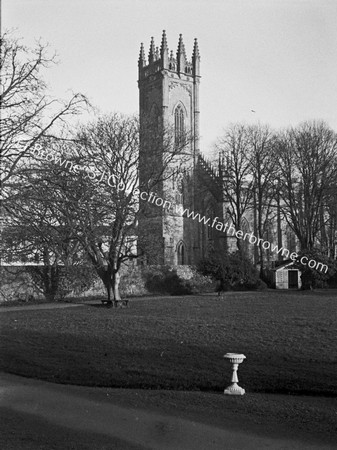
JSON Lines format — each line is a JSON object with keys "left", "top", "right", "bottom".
{"left": 192, "top": 37, "right": 200, "bottom": 77}
{"left": 148, "top": 36, "right": 156, "bottom": 63}
{"left": 176, "top": 34, "right": 187, "bottom": 74}
{"left": 160, "top": 30, "right": 168, "bottom": 54}
{"left": 160, "top": 30, "right": 169, "bottom": 68}
{"left": 138, "top": 42, "right": 146, "bottom": 68}
{"left": 192, "top": 38, "right": 200, "bottom": 60}
{"left": 177, "top": 34, "right": 187, "bottom": 59}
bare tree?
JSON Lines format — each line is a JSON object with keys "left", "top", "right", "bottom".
{"left": 247, "top": 124, "right": 278, "bottom": 272}
{"left": 34, "top": 113, "right": 190, "bottom": 304}
{"left": 0, "top": 32, "right": 88, "bottom": 197}
{"left": 276, "top": 121, "right": 337, "bottom": 252}
{"left": 2, "top": 108, "right": 190, "bottom": 304}
{"left": 70, "top": 114, "right": 140, "bottom": 303}
{"left": 215, "top": 123, "right": 254, "bottom": 251}
{"left": 325, "top": 178, "right": 337, "bottom": 259}
{"left": 75, "top": 114, "right": 192, "bottom": 303}
{"left": 1, "top": 156, "right": 88, "bottom": 301}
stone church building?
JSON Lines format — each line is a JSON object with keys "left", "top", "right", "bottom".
{"left": 136, "top": 31, "right": 306, "bottom": 278}
{"left": 137, "top": 31, "right": 243, "bottom": 266}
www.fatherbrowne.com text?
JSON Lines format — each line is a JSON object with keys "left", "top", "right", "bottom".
{"left": 138, "top": 190, "right": 328, "bottom": 274}
{"left": 26, "top": 141, "right": 328, "bottom": 273}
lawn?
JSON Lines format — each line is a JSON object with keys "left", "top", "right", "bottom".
{"left": 1, "top": 290, "right": 336, "bottom": 396}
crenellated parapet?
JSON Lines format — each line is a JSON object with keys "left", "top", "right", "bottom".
{"left": 138, "top": 30, "right": 200, "bottom": 81}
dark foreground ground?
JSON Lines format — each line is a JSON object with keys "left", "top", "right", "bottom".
{"left": 0, "top": 290, "right": 336, "bottom": 448}
{"left": 1, "top": 372, "right": 336, "bottom": 449}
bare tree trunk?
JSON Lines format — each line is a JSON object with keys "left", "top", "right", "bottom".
{"left": 93, "top": 265, "right": 113, "bottom": 305}
{"left": 112, "top": 270, "right": 121, "bottom": 301}
{"left": 106, "top": 284, "right": 111, "bottom": 302}
{"left": 27, "top": 266, "right": 60, "bottom": 302}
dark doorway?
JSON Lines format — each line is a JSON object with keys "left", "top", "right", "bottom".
{"left": 288, "top": 270, "right": 298, "bottom": 289}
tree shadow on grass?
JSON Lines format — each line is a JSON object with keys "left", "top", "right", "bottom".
{"left": 1, "top": 326, "right": 337, "bottom": 397}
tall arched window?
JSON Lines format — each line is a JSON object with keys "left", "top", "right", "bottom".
{"left": 177, "top": 241, "right": 186, "bottom": 265}
{"left": 174, "top": 104, "right": 185, "bottom": 146}
{"left": 150, "top": 103, "right": 160, "bottom": 129}
{"left": 206, "top": 208, "right": 215, "bottom": 239}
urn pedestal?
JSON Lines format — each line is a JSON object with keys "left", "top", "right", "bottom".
{"left": 223, "top": 353, "right": 246, "bottom": 395}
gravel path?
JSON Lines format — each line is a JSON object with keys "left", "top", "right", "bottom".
{"left": 1, "top": 373, "right": 335, "bottom": 450}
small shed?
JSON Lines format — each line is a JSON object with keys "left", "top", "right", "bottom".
{"left": 272, "top": 261, "right": 302, "bottom": 289}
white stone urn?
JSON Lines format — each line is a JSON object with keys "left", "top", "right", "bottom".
{"left": 223, "top": 353, "right": 246, "bottom": 395}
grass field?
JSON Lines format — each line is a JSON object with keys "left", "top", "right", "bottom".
{"left": 1, "top": 290, "right": 336, "bottom": 396}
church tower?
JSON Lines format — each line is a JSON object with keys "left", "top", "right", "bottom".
{"left": 138, "top": 31, "right": 201, "bottom": 265}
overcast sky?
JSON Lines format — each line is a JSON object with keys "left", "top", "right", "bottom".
{"left": 3, "top": 0, "right": 337, "bottom": 154}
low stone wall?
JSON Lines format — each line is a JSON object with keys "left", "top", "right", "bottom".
{"left": 0, "top": 267, "right": 45, "bottom": 303}
{"left": 0, "top": 263, "right": 215, "bottom": 303}
{"left": 80, "top": 264, "right": 149, "bottom": 298}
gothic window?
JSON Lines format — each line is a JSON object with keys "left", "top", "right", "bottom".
{"left": 150, "top": 103, "right": 159, "bottom": 116}
{"left": 177, "top": 241, "right": 186, "bottom": 265}
{"left": 241, "top": 217, "right": 250, "bottom": 234}
{"left": 207, "top": 212, "right": 214, "bottom": 239}
{"left": 150, "top": 103, "right": 160, "bottom": 129}
{"left": 206, "top": 207, "right": 215, "bottom": 239}
{"left": 176, "top": 173, "right": 183, "bottom": 191}
{"left": 207, "top": 222, "right": 212, "bottom": 239}
{"left": 174, "top": 104, "right": 185, "bottom": 146}
{"left": 175, "top": 192, "right": 183, "bottom": 204}
{"left": 176, "top": 173, "right": 184, "bottom": 203}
